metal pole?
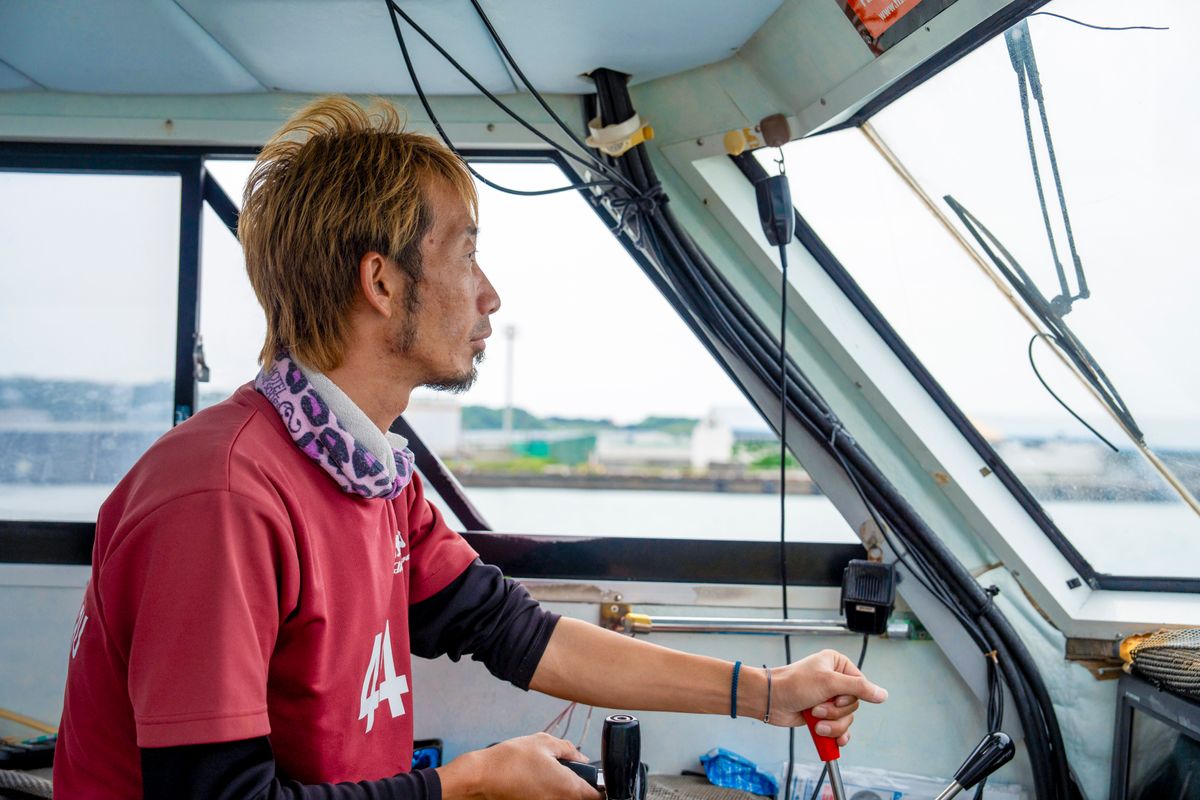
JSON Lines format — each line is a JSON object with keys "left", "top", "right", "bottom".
{"left": 503, "top": 324, "right": 516, "bottom": 443}
{"left": 623, "top": 613, "right": 912, "bottom": 638}
{"left": 827, "top": 760, "right": 848, "bottom": 800}
{"left": 933, "top": 781, "right": 963, "bottom": 800}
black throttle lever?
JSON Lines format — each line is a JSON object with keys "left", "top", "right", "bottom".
{"left": 558, "top": 758, "right": 601, "bottom": 789}
{"left": 557, "top": 713, "right": 646, "bottom": 799}
{"left": 934, "top": 731, "right": 1016, "bottom": 800}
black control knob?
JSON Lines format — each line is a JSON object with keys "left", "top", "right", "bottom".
{"left": 954, "top": 731, "right": 1015, "bottom": 790}
{"left": 602, "top": 714, "right": 641, "bottom": 800}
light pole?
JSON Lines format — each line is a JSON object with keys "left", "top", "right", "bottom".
{"left": 503, "top": 325, "right": 516, "bottom": 443}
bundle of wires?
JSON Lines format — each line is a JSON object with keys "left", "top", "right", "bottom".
{"left": 379, "top": 3, "right": 1072, "bottom": 797}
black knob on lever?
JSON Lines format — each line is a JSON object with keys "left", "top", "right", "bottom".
{"left": 953, "top": 732, "right": 1015, "bottom": 790}
{"left": 602, "top": 714, "right": 641, "bottom": 800}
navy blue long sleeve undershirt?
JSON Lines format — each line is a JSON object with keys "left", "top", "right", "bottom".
{"left": 140, "top": 559, "right": 559, "bottom": 799}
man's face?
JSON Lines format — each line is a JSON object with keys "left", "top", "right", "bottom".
{"left": 389, "top": 177, "right": 500, "bottom": 392}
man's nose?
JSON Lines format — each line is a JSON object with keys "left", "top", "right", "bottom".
{"left": 478, "top": 265, "right": 501, "bottom": 315}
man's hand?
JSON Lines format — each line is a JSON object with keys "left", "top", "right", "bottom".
{"left": 768, "top": 649, "right": 888, "bottom": 746}
{"left": 437, "top": 732, "right": 602, "bottom": 800}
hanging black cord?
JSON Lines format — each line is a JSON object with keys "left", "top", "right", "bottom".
{"left": 384, "top": 0, "right": 626, "bottom": 197}
{"left": 1028, "top": 334, "right": 1120, "bottom": 452}
{"left": 385, "top": 0, "right": 635, "bottom": 192}
{"left": 1029, "top": 11, "right": 1168, "bottom": 32}
{"left": 464, "top": 0, "right": 634, "bottom": 191}
{"left": 777, "top": 237, "right": 796, "bottom": 800}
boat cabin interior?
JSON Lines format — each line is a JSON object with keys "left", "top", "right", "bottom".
{"left": 1, "top": 1, "right": 1198, "bottom": 798}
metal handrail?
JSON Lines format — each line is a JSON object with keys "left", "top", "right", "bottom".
{"left": 623, "top": 613, "right": 912, "bottom": 639}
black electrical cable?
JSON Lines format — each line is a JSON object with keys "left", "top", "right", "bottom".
{"left": 1028, "top": 11, "right": 1168, "bottom": 32}
{"left": 465, "top": 0, "right": 630, "bottom": 188}
{"left": 384, "top": 0, "right": 627, "bottom": 197}
{"left": 777, "top": 232, "right": 796, "bottom": 800}
{"left": 1028, "top": 334, "right": 1119, "bottom": 452}
{"left": 388, "top": 0, "right": 639, "bottom": 192}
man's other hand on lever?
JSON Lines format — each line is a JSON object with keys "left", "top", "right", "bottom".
{"left": 437, "top": 733, "right": 601, "bottom": 800}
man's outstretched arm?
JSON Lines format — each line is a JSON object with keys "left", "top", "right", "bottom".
{"left": 526, "top": 617, "right": 888, "bottom": 744}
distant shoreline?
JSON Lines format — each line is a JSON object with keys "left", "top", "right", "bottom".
{"left": 456, "top": 472, "right": 820, "bottom": 494}
{"left": 454, "top": 471, "right": 1196, "bottom": 502}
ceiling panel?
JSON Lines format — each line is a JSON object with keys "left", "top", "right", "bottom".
{"left": 0, "top": 0, "right": 263, "bottom": 94}
{"left": 177, "top": 0, "right": 518, "bottom": 96}
{"left": 0, "top": 60, "right": 38, "bottom": 92}
{"left": 0, "top": 0, "right": 785, "bottom": 97}
{"left": 476, "top": 0, "right": 786, "bottom": 92}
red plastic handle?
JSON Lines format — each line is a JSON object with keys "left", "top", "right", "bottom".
{"left": 801, "top": 706, "right": 841, "bottom": 763}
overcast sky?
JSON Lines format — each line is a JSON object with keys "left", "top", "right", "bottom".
{"left": 0, "top": 0, "right": 1193, "bottom": 444}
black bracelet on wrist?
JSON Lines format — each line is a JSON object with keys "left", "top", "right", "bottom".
{"left": 762, "top": 665, "right": 773, "bottom": 723}
{"left": 730, "top": 660, "right": 742, "bottom": 719}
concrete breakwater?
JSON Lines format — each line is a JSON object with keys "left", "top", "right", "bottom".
{"left": 456, "top": 472, "right": 821, "bottom": 494}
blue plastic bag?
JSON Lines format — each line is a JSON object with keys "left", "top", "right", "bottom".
{"left": 700, "top": 748, "right": 780, "bottom": 797}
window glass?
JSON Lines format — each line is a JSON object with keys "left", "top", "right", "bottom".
{"left": 441, "top": 163, "right": 852, "bottom": 542}
{"left": 198, "top": 159, "right": 261, "bottom": 410}
{"left": 0, "top": 171, "right": 180, "bottom": 521}
{"left": 198, "top": 157, "right": 852, "bottom": 543}
{"left": 761, "top": 0, "right": 1199, "bottom": 575}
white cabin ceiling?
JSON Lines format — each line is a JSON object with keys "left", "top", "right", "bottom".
{"left": 0, "top": 0, "right": 785, "bottom": 96}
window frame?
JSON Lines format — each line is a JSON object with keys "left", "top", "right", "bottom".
{"left": 0, "top": 142, "right": 858, "bottom": 588}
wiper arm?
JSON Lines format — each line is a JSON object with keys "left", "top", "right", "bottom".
{"left": 1004, "top": 20, "right": 1089, "bottom": 316}
{"left": 944, "top": 195, "right": 1143, "bottom": 444}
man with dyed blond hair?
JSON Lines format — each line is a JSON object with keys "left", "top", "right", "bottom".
{"left": 55, "top": 96, "right": 886, "bottom": 799}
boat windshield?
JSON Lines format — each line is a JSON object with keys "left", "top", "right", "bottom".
{"left": 761, "top": 0, "right": 1199, "bottom": 578}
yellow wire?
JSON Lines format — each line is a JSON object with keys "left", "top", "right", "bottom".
{"left": 0, "top": 706, "right": 57, "bottom": 735}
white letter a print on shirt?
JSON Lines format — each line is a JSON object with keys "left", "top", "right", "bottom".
{"left": 359, "top": 620, "right": 409, "bottom": 733}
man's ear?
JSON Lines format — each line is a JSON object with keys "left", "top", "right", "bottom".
{"left": 358, "top": 251, "right": 396, "bottom": 318}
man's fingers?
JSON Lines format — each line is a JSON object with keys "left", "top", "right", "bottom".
{"left": 829, "top": 672, "right": 888, "bottom": 704}
{"left": 827, "top": 650, "right": 865, "bottom": 678}
{"left": 540, "top": 732, "right": 586, "bottom": 761}
{"left": 814, "top": 698, "right": 858, "bottom": 720}
{"left": 813, "top": 713, "right": 852, "bottom": 739}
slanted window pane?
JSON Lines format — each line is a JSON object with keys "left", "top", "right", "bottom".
{"left": 761, "top": 0, "right": 1200, "bottom": 576}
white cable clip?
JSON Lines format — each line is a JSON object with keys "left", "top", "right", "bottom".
{"left": 585, "top": 113, "right": 654, "bottom": 158}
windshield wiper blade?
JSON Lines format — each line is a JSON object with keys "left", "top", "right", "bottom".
{"left": 944, "top": 195, "right": 1143, "bottom": 444}
{"left": 1004, "top": 19, "right": 1089, "bottom": 316}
